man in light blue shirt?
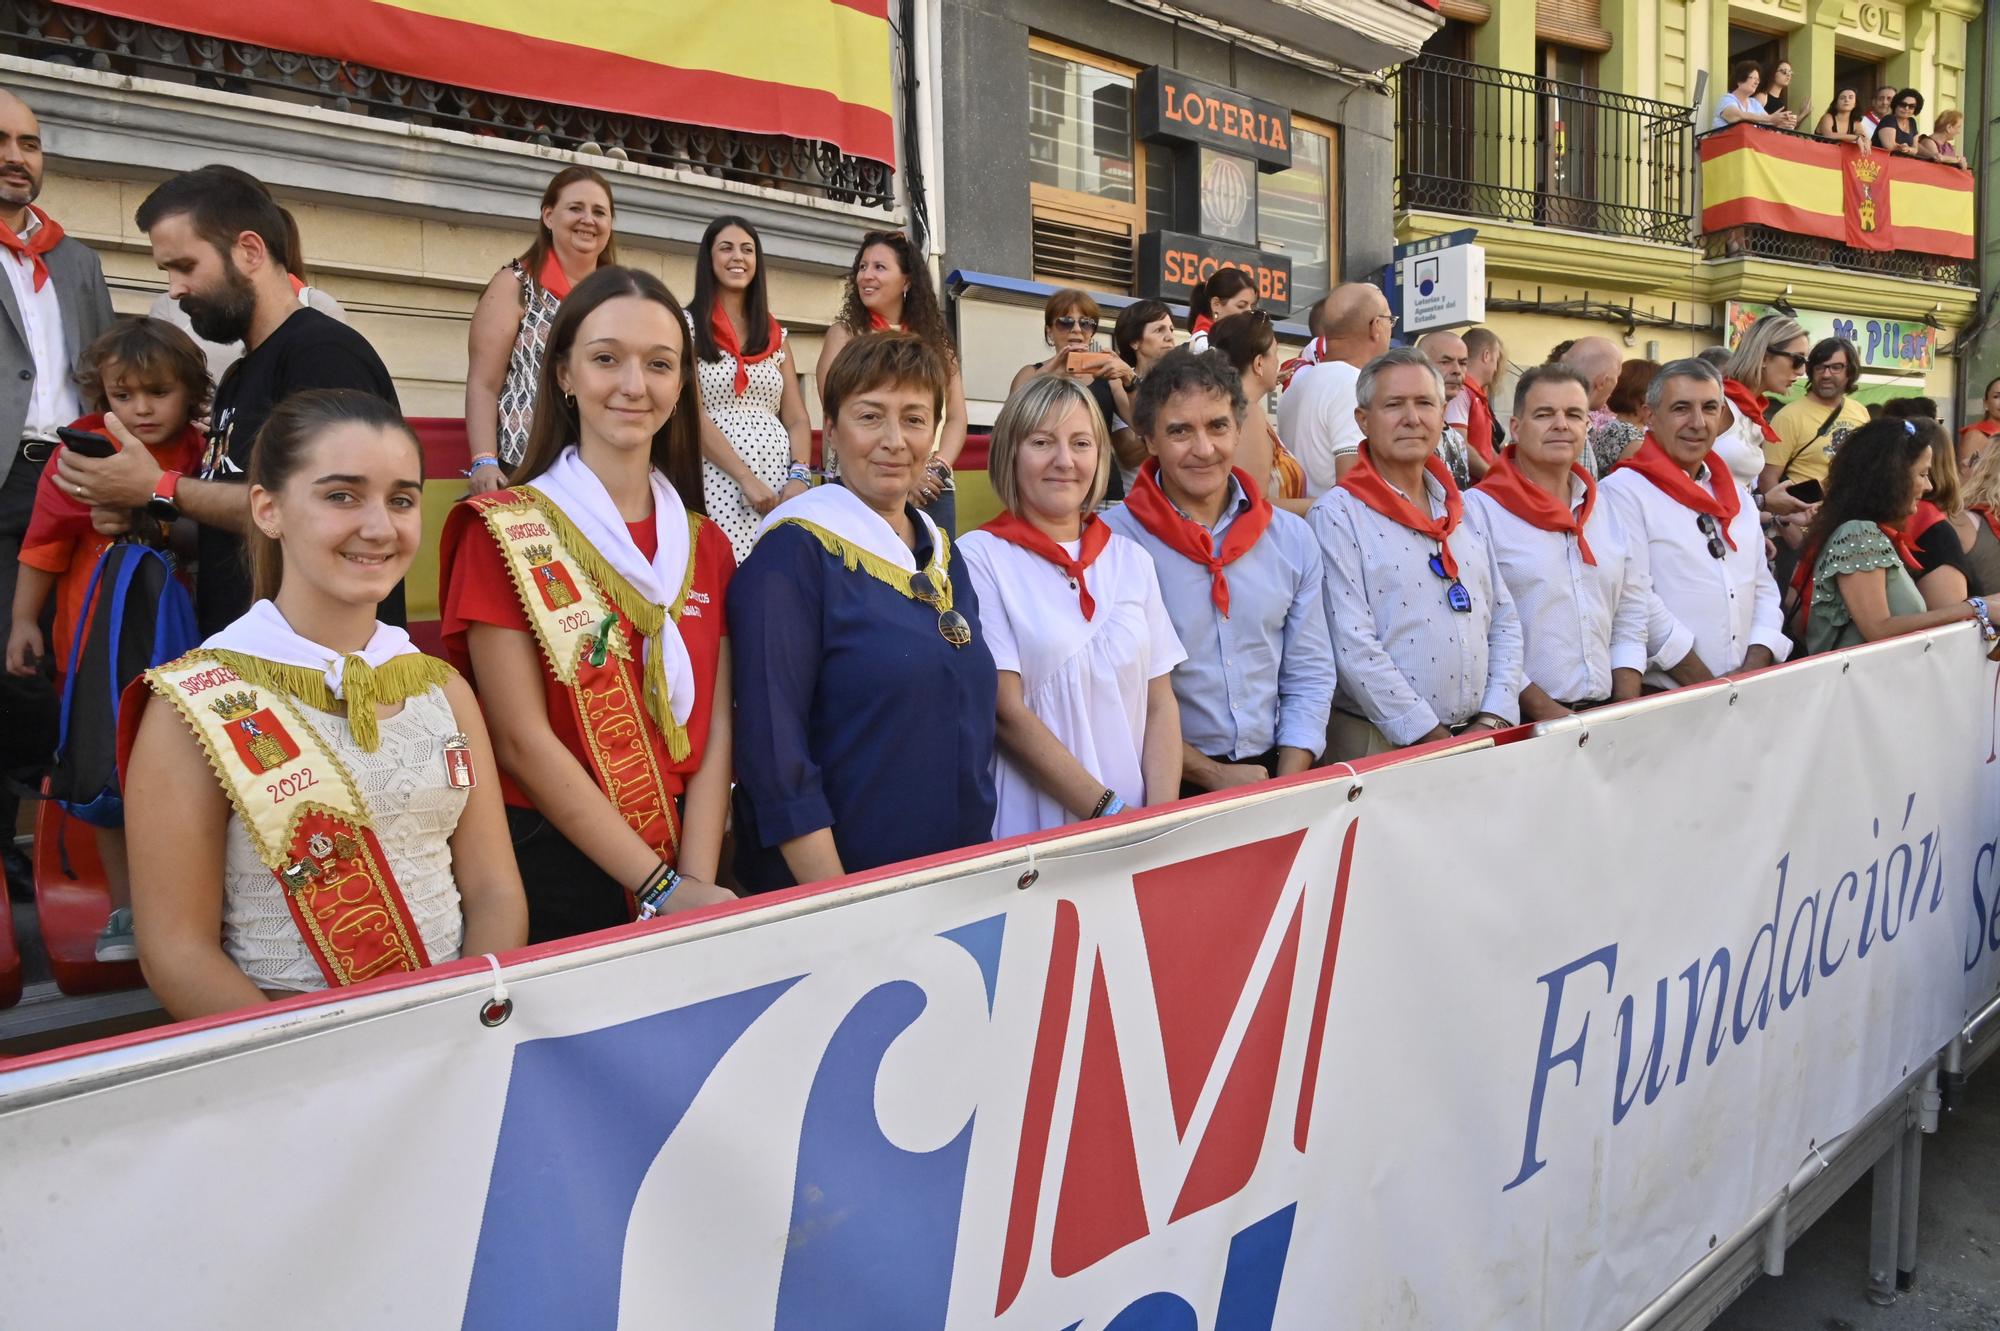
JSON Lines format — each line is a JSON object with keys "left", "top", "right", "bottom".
{"left": 1105, "top": 348, "right": 1336, "bottom": 794}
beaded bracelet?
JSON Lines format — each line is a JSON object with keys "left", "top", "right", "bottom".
{"left": 1969, "top": 597, "right": 1998, "bottom": 644}
{"left": 1089, "top": 788, "right": 1118, "bottom": 819}
{"left": 786, "top": 461, "right": 815, "bottom": 486}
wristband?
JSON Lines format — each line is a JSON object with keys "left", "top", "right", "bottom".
{"left": 462, "top": 455, "right": 502, "bottom": 478}
{"left": 1101, "top": 795, "right": 1128, "bottom": 818}
{"left": 634, "top": 864, "right": 683, "bottom": 920}
{"left": 1968, "top": 597, "right": 1997, "bottom": 643}
{"left": 1090, "top": 788, "right": 1118, "bottom": 819}
{"left": 786, "top": 461, "right": 815, "bottom": 487}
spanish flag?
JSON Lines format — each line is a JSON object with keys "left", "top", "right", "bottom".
{"left": 75, "top": 0, "right": 896, "bottom": 164}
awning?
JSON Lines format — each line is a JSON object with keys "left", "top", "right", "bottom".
{"left": 1163, "top": 0, "right": 1443, "bottom": 74}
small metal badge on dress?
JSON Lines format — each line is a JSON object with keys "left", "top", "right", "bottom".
{"left": 443, "top": 733, "right": 477, "bottom": 790}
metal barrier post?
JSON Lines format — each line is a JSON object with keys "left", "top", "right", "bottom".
{"left": 1866, "top": 1136, "right": 1904, "bottom": 1305}
{"left": 1895, "top": 1122, "right": 1922, "bottom": 1290}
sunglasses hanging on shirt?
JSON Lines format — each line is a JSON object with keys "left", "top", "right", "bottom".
{"left": 1696, "top": 513, "right": 1728, "bottom": 560}
{"left": 909, "top": 567, "right": 974, "bottom": 647}
{"left": 1428, "top": 550, "right": 1473, "bottom": 613}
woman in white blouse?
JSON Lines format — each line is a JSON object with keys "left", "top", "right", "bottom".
{"left": 958, "top": 376, "right": 1186, "bottom": 838}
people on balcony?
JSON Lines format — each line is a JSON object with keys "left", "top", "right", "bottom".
{"left": 1797, "top": 417, "right": 1983, "bottom": 656}
{"left": 820, "top": 229, "right": 969, "bottom": 531}
{"left": 687, "top": 216, "right": 815, "bottom": 563}
{"left": 1277, "top": 282, "right": 1394, "bottom": 495}
{"left": 1874, "top": 89, "right": 1926, "bottom": 156}
{"left": 1717, "top": 313, "right": 1808, "bottom": 499}
{"left": 1816, "top": 90, "right": 1871, "bottom": 148}
{"left": 958, "top": 375, "right": 1185, "bottom": 839}
{"left": 1185, "top": 267, "right": 1258, "bottom": 354}
{"left": 1923, "top": 110, "right": 1970, "bottom": 169}
{"left": 1210, "top": 311, "right": 1308, "bottom": 513}
{"left": 1713, "top": 62, "right": 1798, "bottom": 132}
{"left": 1860, "top": 86, "right": 1898, "bottom": 142}
{"left": 1757, "top": 61, "right": 1795, "bottom": 120}
{"left": 465, "top": 165, "right": 617, "bottom": 491}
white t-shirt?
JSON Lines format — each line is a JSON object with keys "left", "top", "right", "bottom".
{"left": 1713, "top": 93, "right": 1758, "bottom": 131}
{"left": 958, "top": 529, "right": 1187, "bottom": 839}
{"left": 1715, "top": 399, "right": 1772, "bottom": 494}
{"left": 1275, "top": 359, "right": 1362, "bottom": 498}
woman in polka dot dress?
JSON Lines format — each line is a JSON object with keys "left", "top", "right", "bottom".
{"left": 687, "top": 215, "right": 813, "bottom": 562}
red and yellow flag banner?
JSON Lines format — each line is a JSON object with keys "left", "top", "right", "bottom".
{"left": 74, "top": 0, "right": 896, "bottom": 164}
{"left": 1701, "top": 124, "right": 1972, "bottom": 261}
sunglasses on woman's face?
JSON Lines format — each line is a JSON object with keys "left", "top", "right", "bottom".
{"left": 1053, "top": 316, "right": 1098, "bottom": 334}
{"left": 1770, "top": 350, "right": 1808, "bottom": 370}
{"left": 1896, "top": 101, "right": 1918, "bottom": 111}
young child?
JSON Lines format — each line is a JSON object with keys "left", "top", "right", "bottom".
{"left": 5, "top": 317, "right": 208, "bottom": 962}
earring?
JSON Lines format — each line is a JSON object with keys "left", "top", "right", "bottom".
{"left": 564, "top": 391, "right": 576, "bottom": 408}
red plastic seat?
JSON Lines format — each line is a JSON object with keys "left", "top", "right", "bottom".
{"left": 33, "top": 803, "right": 143, "bottom": 996}
{"left": 0, "top": 878, "right": 19, "bottom": 1009}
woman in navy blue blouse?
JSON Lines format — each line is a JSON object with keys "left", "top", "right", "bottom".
{"left": 729, "top": 331, "right": 997, "bottom": 891}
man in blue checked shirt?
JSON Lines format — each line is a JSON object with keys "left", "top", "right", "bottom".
{"left": 1105, "top": 349, "right": 1336, "bottom": 795}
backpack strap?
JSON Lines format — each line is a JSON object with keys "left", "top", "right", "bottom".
{"left": 55, "top": 543, "right": 119, "bottom": 759}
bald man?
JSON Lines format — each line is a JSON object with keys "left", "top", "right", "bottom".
{"left": 1559, "top": 336, "right": 1627, "bottom": 476}
{"left": 1417, "top": 329, "right": 1484, "bottom": 486}
{"left": 1277, "top": 281, "right": 1393, "bottom": 495}
{"left": 1452, "top": 326, "right": 1506, "bottom": 469}
{"left": 0, "top": 88, "right": 114, "bottom": 903}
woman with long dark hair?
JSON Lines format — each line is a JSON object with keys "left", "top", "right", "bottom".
{"left": 818, "top": 229, "right": 968, "bottom": 531}
{"left": 686, "top": 215, "right": 813, "bottom": 562}
{"left": 465, "top": 165, "right": 618, "bottom": 490}
{"left": 124, "top": 390, "right": 526, "bottom": 1018}
{"left": 441, "top": 266, "right": 738, "bottom": 940}
{"left": 1797, "top": 416, "right": 1984, "bottom": 654}
{"left": 1185, "top": 268, "right": 1258, "bottom": 353}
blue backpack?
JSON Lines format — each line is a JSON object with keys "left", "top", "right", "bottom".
{"left": 46, "top": 542, "right": 199, "bottom": 827}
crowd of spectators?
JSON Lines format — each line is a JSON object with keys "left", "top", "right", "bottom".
{"left": 2, "top": 82, "right": 1994, "bottom": 1024}
{"left": 1712, "top": 60, "right": 1972, "bottom": 170}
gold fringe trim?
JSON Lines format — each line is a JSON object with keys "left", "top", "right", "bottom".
{"left": 206, "top": 650, "right": 455, "bottom": 753}
{"left": 521, "top": 490, "right": 700, "bottom": 761}
{"left": 773, "top": 518, "right": 956, "bottom": 614}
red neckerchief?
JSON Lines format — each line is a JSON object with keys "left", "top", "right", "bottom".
{"left": 1120, "top": 459, "right": 1272, "bottom": 617}
{"left": 1793, "top": 520, "right": 1926, "bottom": 611}
{"left": 0, "top": 205, "right": 65, "bottom": 291}
{"left": 979, "top": 510, "right": 1114, "bottom": 620}
{"left": 1616, "top": 433, "right": 1742, "bottom": 550}
{"left": 865, "top": 310, "right": 903, "bottom": 332}
{"left": 538, "top": 250, "right": 577, "bottom": 301}
{"left": 286, "top": 273, "right": 305, "bottom": 298}
{"left": 1972, "top": 504, "right": 2000, "bottom": 544}
{"left": 1339, "top": 442, "right": 1467, "bottom": 577}
{"left": 1191, "top": 314, "right": 1214, "bottom": 338}
{"left": 1723, "top": 378, "right": 1779, "bottom": 444}
{"left": 1476, "top": 446, "right": 1598, "bottom": 565}
{"left": 1905, "top": 499, "right": 1946, "bottom": 543}
{"left": 709, "top": 304, "right": 784, "bottom": 396}
{"left": 1969, "top": 420, "right": 2000, "bottom": 438}
{"left": 1879, "top": 522, "right": 1925, "bottom": 574}
{"left": 1461, "top": 378, "right": 1498, "bottom": 466}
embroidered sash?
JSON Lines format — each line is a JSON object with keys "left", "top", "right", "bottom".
{"left": 146, "top": 652, "right": 432, "bottom": 987}
{"left": 468, "top": 488, "right": 698, "bottom": 859}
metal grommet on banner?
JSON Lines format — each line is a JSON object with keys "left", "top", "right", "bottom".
{"left": 1577, "top": 730, "right": 1590, "bottom": 748}
{"left": 478, "top": 953, "right": 513, "bottom": 1028}
{"left": 1728, "top": 691, "right": 1740, "bottom": 706}
{"left": 1323, "top": 762, "right": 1362, "bottom": 802}
{"left": 1017, "top": 845, "right": 1040, "bottom": 891}
{"left": 1843, "top": 661, "right": 1852, "bottom": 674}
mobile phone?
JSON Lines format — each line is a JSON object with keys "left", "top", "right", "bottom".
{"left": 55, "top": 426, "right": 118, "bottom": 459}
{"left": 1786, "top": 478, "right": 1824, "bottom": 505}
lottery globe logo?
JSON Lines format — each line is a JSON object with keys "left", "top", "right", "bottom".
{"left": 1202, "top": 154, "right": 1252, "bottom": 232}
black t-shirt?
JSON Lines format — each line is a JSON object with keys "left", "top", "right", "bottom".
{"left": 197, "top": 307, "right": 403, "bottom": 633}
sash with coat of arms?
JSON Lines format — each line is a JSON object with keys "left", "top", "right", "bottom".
{"left": 143, "top": 652, "right": 433, "bottom": 986}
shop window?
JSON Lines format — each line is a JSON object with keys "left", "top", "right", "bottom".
{"left": 1256, "top": 122, "right": 1337, "bottom": 310}
{"left": 1029, "top": 39, "right": 1143, "bottom": 291}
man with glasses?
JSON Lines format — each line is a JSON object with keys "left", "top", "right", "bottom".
{"left": 1276, "top": 281, "right": 1393, "bottom": 495}
{"left": 1310, "top": 348, "right": 1523, "bottom": 759}
{"left": 1763, "top": 337, "right": 1866, "bottom": 502}
{"left": 1600, "top": 359, "right": 1787, "bottom": 689}
{"left": 1106, "top": 348, "right": 1335, "bottom": 794}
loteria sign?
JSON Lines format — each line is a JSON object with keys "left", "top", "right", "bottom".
{"left": 1136, "top": 67, "right": 1291, "bottom": 172}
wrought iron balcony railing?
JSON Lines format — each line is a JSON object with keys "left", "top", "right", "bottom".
{"left": 0, "top": 0, "right": 895, "bottom": 209}
{"left": 1701, "top": 228, "right": 1974, "bottom": 288}
{"left": 1393, "top": 53, "right": 1696, "bottom": 246}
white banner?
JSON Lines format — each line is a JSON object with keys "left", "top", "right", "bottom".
{"left": 3, "top": 628, "right": 2000, "bottom": 1331}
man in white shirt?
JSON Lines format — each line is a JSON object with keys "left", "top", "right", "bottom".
{"left": 1276, "top": 281, "right": 1391, "bottom": 495}
{"left": 0, "top": 89, "right": 113, "bottom": 900}
{"left": 1466, "top": 366, "right": 1669, "bottom": 719}
{"left": 1309, "top": 348, "right": 1523, "bottom": 759}
{"left": 1599, "top": 358, "right": 1789, "bottom": 688}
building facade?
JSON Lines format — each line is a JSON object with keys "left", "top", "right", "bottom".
{"left": 1396, "top": 0, "right": 1984, "bottom": 417}
{"left": 932, "top": 0, "right": 1442, "bottom": 430}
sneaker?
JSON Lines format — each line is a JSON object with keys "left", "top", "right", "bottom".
{"left": 95, "top": 907, "right": 137, "bottom": 963}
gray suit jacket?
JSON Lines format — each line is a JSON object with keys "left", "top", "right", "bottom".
{"left": 0, "top": 233, "right": 116, "bottom": 488}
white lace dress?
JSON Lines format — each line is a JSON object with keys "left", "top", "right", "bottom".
{"left": 957, "top": 530, "right": 1187, "bottom": 839}
{"left": 221, "top": 686, "right": 468, "bottom": 991}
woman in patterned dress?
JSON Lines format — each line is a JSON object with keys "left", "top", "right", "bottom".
{"left": 464, "top": 165, "right": 618, "bottom": 493}
{"left": 687, "top": 215, "right": 814, "bottom": 562}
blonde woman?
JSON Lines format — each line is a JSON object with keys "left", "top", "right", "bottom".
{"left": 1719, "top": 313, "right": 1809, "bottom": 500}
{"left": 957, "top": 376, "right": 1184, "bottom": 838}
